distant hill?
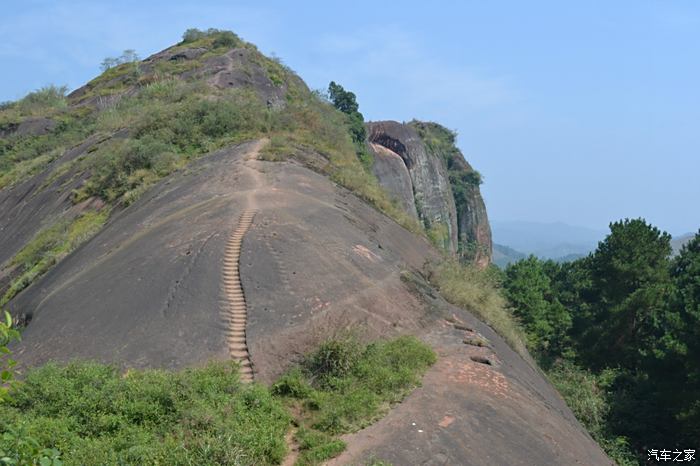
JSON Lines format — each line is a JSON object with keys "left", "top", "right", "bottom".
{"left": 555, "top": 252, "right": 587, "bottom": 263}
{"left": 492, "top": 220, "right": 605, "bottom": 260}
{"left": 492, "top": 243, "right": 526, "bottom": 268}
{"left": 672, "top": 233, "right": 695, "bottom": 255}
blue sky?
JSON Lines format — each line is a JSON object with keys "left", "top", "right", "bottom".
{"left": 2, "top": 0, "right": 698, "bottom": 235}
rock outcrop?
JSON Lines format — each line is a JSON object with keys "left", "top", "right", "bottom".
{"left": 450, "top": 155, "right": 493, "bottom": 268}
{"left": 367, "top": 142, "right": 418, "bottom": 219}
{"left": 367, "top": 120, "right": 492, "bottom": 266}
{"left": 368, "top": 121, "right": 459, "bottom": 254}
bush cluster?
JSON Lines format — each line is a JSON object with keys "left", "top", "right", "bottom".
{"left": 0, "top": 336, "right": 428, "bottom": 465}
{"left": 181, "top": 28, "right": 241, "bottom": 48}
{"left": 0, "top": 362, "right": 289, "bottom": 465}
{"left": 501, "top": 221, "right": 700, "bottom": 464}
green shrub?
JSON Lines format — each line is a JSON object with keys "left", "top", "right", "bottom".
{"left": 0, "top": 312, "right": 20, "bottom": 405}
{"left": 212, "top": 31, "right": 240, "bottom": 48}
{"left": 546, "top": 360, "right": 637, "bottom": 465}
{"left": 0, "top": 361, "right": 289, "bottom": 466}
{"left": 181, "top": 28, "right": 206, "bottom": 43}
{"left": 273, "top": 336, "right": 435, "bottom": 465}
{"left": 17, "top": 85, "right": 68, "bottom": 115}
{"left": 180, "top": 28, "right": 241, "bottom": 49}
{"left": 306, "top": 338, "right": 362, "bottom": 381}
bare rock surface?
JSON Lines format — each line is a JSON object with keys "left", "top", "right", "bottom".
{"left": 368, "top": 142, "right": 418, "bottom": 219}
{"left": 0, "top": 117, "right": 56, "bottom": 138}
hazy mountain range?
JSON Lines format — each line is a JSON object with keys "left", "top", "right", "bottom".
{"left": 672, "top": 233, "right": 694, "bottom": 255}
{"left": 492, "top": 220, "right": 605, "bottom": 262}
{"left": 493, "top": 221, "right": 696, "bottom": 267}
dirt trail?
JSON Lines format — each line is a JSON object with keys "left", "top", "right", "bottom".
{"left": 220, "top": 139, "right": 267, "bottom": 383}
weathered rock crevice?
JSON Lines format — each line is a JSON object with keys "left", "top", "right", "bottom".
{"left": 369, "top": 133, "right": 412, "bottom": 168}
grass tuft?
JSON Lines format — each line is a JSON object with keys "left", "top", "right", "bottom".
{"left": 430, "top": 260, "right": 527, "bottom": 356}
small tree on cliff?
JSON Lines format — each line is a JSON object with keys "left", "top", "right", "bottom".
{"left": 327, "top": 82, "right": 368, "bottom": 160}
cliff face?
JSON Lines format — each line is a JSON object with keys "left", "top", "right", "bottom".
{"left": 367, "top": 120, "right": 492, "bottom": 266}
{"left": 368, "top": 121, "right": 459, "bottom": 254}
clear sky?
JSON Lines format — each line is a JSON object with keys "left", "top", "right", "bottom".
{"left": 2, "top": 0, "right": 698, "bottom": 235}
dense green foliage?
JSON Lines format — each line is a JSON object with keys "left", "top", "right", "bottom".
{"left": 327, "top": 81, "right": 371, "bottom": 168}
{"left": 0, "top": 312, "right": 19, "bottom": 405}
{"left": 0, "top": 336, "right": 432, "bottom": 465}
{"left": 1, "top": 313, "right": 64, "bottom": 465}
{"left": 502, "top": 219, "right": 700, "bottom": 464}
{"left": 180, "top": 28, "right": 240, "bottom": 48}
{"left": 502, "top": 256, "right": 571, "bottom": 356}
{"left": 0, "top": 362, "right": 289, "bottom": 465}
{"left": 273, "top": 336, "right": 435, "bottom": 465}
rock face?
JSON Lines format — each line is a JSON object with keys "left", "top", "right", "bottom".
{"left": 453, "top": 157, "right": 492, "bottom": 268}
{"left": 367, "top": 120, "right": 492, "bottom": 265}
{"left": 368, "top": 121, "right": 459, "bottom": 254}
{"left": 367, "top": 142, "right": 418, "bottom": 219}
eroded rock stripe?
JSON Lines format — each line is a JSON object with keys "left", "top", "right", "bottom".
{"left": 222, "top": 209, "right": 257, "bottom": 382}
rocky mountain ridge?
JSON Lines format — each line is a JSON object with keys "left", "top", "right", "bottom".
{"left": 0, "top": 30, "right": 609, "bottom": 465}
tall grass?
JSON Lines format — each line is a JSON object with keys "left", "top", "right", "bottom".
{"left": 430, "top": 260, "right": 527, "bottom": 356}
{"left": 546, "top": 360, "right": 637, "bottom": 465}
{"left": 17, "top": 85, "right": 68, "bottom": 115}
